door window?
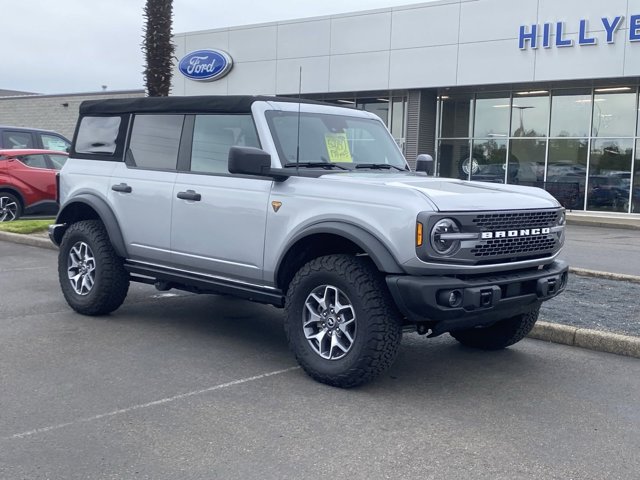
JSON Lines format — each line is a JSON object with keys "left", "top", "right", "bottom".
{"left": 18, "top": 154, "right": 48, "bottom": 169}
{"left": 41, "top": 134, "right": 70, "bottom": 152}
{"left": 129, "top": 115, "right": 184, "bottom": 170}
{"left": 190, "top": 114, "right": 259, "bottom": 174}
{"left": 2, "top": 131, "right": 34, "bottom": 149}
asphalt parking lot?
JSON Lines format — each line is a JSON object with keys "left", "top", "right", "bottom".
{"left": 2, "top": 241, "right": 640, "bottom": 479}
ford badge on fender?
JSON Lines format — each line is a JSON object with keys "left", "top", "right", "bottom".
{"left": 178, "top": 49, "right": 233, "bottom": 81}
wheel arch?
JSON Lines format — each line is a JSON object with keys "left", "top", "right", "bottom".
{"left": 275, "top": 222, "right": 404, "bottom": 293}
{"left": 54, "top": 194, "right": 127, "bottom": 258}
{"left": 0, "top": 185, "right": 26, "bottom": 208}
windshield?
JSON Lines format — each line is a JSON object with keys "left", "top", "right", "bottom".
{"left": 265, "top": 111, "right": 407, "bottom": 169}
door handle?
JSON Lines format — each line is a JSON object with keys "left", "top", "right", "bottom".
{"left": 111, "top": 183, "right": 132, "bottom": 193}
{"left": 177, "top": 189, "right": 201, "bottom": 201}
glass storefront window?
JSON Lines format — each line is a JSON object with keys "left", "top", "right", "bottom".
{"left": 633, "top": 141, "right": 640, "bottom": 213}
{"left": 508, "top": 139, "right": 546, "bottom": 184}
{"left": 587, "top": 139, "right": 633, "bottom": 212}
{"left": 511, "top": 94, "right": 549, "bottom": 137}
{"left": 356, "top": 99, "right": 389, "bottom": 124}
{"left": 473, "top": 93, "right": 510, "bottom": 138}
{"left": 592, "top": 91, "right": 636, "bottom": 138}
{"left": 440, "top": 94, "right": 473, "bottom": 138}
{"left": 470, "top": 139, "right": 508, "bottom": 183}
{"left": 390, "top": 97, "right": 406, "bottom": 149}
{"left": 545, "top": 139, "right": 588, "bottom": 210}
{"left": 438, "top": 139, "right": 470, "bottom": 179}
{"left": 550, "top": 90, "right": 591, "bottom": 137}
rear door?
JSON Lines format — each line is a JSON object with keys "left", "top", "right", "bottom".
{"left": 108, "top": 114, "right": 183, "bottom": 263}
{"left": 170, "top": 113, "right": 271, "bottom": 283}
{"left": 10, "top": 154, "right": 57, "bottom": 202}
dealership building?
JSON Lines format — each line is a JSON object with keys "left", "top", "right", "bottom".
{"left": 172, "top": 0, "right": 640, "bottom": 214}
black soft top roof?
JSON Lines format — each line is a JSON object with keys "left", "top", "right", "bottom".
{"left": 79, "top": 95, "right": 327, "bottom": 115}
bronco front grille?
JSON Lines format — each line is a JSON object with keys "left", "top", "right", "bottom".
{"left": 418, "top": 208, "right": 564, "bottom": 265}
{"left": 470, "top": 235, "right": 558, "bottom": 258}
{"left": 472, "top": 210, "right": 559, "bottom": 230}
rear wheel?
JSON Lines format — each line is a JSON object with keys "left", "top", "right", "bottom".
{"left": 450, "top": 305, "right": 540, "bottom": 350}
{"left": 0, "top": 193, "right": 21, "bottom": 222}
{"left": 284, "top": 255, "right": 402, "bottom": 388}
{"left": 58, "top": 220, "right": 129, "bottom": 315}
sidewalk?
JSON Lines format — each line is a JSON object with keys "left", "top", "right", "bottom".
{"left": 566, "top": 211, "right": 640, "bottom": 230}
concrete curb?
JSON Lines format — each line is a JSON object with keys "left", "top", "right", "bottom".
{"left": 566, "top": 218, "right": 640, "bottom": 230}
{"left": 569, "top": 267, "right": 640, "bottom": 284}
{"left": 0, "top": 230, "right": 57, "bottom": 250}
{"left": 529, "top": 321, "right": 640, "bottom": 359}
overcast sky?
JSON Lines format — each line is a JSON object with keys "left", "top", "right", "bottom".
{"left": 3, "top": 0, "right": 434, "bottom": 95}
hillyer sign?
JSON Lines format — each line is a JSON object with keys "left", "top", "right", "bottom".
{"left": 519, "top": 15, "right": 640, "bottom": 49}
{"left": 178, "top": 49, "right": 233, "bottom": 81}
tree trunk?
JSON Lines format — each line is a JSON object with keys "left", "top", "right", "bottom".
{"left": 142, "top": 0, "right": 175, "bottom": 97}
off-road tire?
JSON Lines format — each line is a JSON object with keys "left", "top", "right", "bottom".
{"left": 284, "top": 254, "right": 402, "bottom": 388}
{"left": 450, "top": 305, "right": 540, "bottom": 350}
{"left": 58, "top": 220, "right": 129, "bottom": 316}
{"left": 0, "top": 192, "right": 22, "bottom": 222}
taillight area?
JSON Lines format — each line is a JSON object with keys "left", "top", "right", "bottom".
{"left": 55, "top": 172, "right": 60, "bottom": 204}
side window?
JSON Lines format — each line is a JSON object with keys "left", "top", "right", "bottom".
{"left": 129, "top": 114, "right": 184, "bottom": 170}
{"left": 191, "top": 114, "right": 259, "bottom": 174}
{"left": 2, "top": 131, "right": 35, "bottom": 149}
{"left": 19, "top": 154, "right": 48, "bottom": 169}
{"left": 41, "top": 134, "right": 70, "bottom": 152}
{"left": 75, "top": 116, "right": 122, "bottom": 155}
{"left": 49, "top": 154, "right": 68, "bottom": 170}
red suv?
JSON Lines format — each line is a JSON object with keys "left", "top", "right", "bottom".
{"left": 0, "top": 149, "right": 68, "bottom": 221}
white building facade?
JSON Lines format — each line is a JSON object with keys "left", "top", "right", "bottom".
{"left": 172, "top": 0, "right": 640, "bottom": 214}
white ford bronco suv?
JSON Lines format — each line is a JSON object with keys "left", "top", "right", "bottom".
{"left": 50, "top": 96, "right": 568, "bottom": 387}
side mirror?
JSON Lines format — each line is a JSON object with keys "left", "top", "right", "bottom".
{"left": 228, "top": 146, "right": 272, "bottom": 176}
{"left": 415, "top": 154, "right": 435, "bottom": 175}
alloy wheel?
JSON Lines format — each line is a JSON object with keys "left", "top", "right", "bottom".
{"left": 303, "top": 284, "right": 356, "bottom": 360}
{"left": 0, "top": 196, "right": 18, "bottom": 222}
{"left": 67, "top": 241, "right": 96, "bottom": 295}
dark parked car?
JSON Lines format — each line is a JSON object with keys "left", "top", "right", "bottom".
{"left": 0, "top": 126, "right": 70, "bottom": 152}
{"left": 0, "top": 149, "right": 68, "bottom": 221}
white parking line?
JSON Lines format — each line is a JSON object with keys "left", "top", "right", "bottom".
{"left": 0, "top": 266, "right": 49, "bottom": 273}
{"left": 4, "top": 366, "right": 299, "bottom": 441}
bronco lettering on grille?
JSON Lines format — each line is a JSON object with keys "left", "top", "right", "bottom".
{"left": 481, "top": 227, "right": 551, "bottom": 239}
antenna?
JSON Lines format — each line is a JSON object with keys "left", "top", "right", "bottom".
{"left": 295, "top": 66, "right": 302, "bottom": 170}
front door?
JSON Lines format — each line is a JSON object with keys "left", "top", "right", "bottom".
{"left": 170, "top": 113, "right": 270, "bottom": 283}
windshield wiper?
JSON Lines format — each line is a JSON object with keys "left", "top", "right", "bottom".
{"left": 354, "top": 163, "right": 406, "bottom": 171}
{"left": 284, "top": 162, "right": 348, "bottom": 170}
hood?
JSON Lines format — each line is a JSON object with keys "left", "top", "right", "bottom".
{"left": 324, "top": 172, "right": 560, "bottom": 212}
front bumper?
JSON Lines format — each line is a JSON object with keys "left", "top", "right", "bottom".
{"left": 386, "top": 260, "right": 568, "bottom": 336}
{"left": 48, "top": 223, "right": 66, "bottom": 247}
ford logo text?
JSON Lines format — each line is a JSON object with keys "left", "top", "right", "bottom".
{"left": 178, "top": 49, "right": 233, "bottom": 82}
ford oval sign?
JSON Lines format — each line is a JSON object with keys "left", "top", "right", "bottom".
{"left": 178, "top": 49, "right": 233, "bottom": 82}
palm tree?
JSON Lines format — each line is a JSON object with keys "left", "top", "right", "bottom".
{"left": 142, "top": 0, "right": 175, "bottom": 97}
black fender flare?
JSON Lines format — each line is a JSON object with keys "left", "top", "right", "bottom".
{"left": 276, "top": 221, "right": 405, "bottom": 278}
{"left": 55, "top": 194, "right": 128, "bottom": 258}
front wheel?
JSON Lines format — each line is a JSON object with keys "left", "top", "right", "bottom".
{"left": 0, "top": 193, "right": 22, "bottom": 222}
{"left": 450, "top": 305, "right": 540, "bottom": 350}
{"left": 58, "top": 220, "right": 130, "bottom": 316}
{"left": 284, "top": 255, "right": 402, "bottom": 388}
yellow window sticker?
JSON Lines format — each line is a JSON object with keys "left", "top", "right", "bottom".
{"left": 324, "top": 133, "right": 353, "bottom": 163}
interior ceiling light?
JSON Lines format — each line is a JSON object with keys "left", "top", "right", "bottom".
{"left": 594, "top": 87, "right": 632, "bottom": 92}
{"left": 516, "top": 90, "right": 548, "bottom": 95}
{"left": 337, "top": 99, "right": 355, "bottom": 104}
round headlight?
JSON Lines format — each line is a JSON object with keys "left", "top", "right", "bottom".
{"left": 558, "top": 210, "right": 566, "bottom": 226}
{"left": 430, "top": 218, "right": 461, "bottom": 255}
